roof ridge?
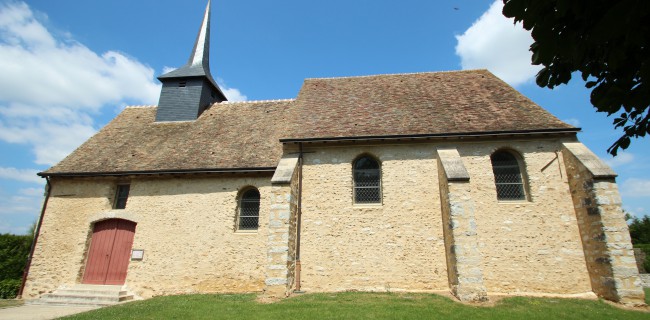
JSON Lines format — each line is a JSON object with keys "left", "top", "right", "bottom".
{"left": 125, "top": 105, "right": 156, "bottom": 109}
{"left": 220, "top": 99, "right": 295, "bottom": 104}
{"left": 304, "top": 69, "right": 489, "bottom": 81}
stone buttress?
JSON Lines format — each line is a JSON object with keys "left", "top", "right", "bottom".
{"left": 264, "top": 155, "right": 300, "bottom": 297}
{"left": 562, "top": 142, "right": 645, "bottom": 305}
{"left": 436, "top": 148, "right": 488, "bottom": 302}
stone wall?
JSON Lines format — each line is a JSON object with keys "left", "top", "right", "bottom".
{"left": 460, "top": 141, "right": 592, "bottom": 296}
{"left": 299, "top": 144, "right": 448, "bottom": 292}
{"left": 562, "top": 142, "right": 645, "bottom": 305}
{"left": 639, "top": 274, "right": 650, "bottom": 288}
{"left": 24, "top": 175, "right": 272, "bottom": 299}
{"left": 25, "top": 137, "right": 634, "bottom": 302}
{"left": 634, "top": 248, "right": 647, "bottom": 274}
{"left": 297, "top": 139, "right": 592, "bottom": 296}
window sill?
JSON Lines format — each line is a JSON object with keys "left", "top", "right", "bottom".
{"left": 352, "top": 203, "right": 383, "bottom": 209}
{"left": 234, "top": 230, "right": 259, "bottom": 235}
{"left": 497, "top": 200, "right": 531, "bottom": 204}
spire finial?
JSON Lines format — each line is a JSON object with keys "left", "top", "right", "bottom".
{"left": 188, "top": 0, "right": 211, "bottom": 69}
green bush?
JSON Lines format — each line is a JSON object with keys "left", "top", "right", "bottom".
{"left": 634, "top": 244, "right": 650, "bottom": 273}
{"left": 629, "top": 216, "right": 650, "bottom": 244}
{"left": 0, "top": 279, "right": 21, "bottom": 299}
{"left": 0, "top": 233, "right": 32, "bottom": 281}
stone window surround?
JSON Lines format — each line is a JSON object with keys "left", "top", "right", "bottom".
{"left": 351, "top": 153, "right": 383, "bottom": 205}
{"left": 235, "top": 186, "right": 261, "bottom": 232}
{"left": 490, "top": 148, "right": 531, "bottom": 203}
{"left": 113, "top": 183, "right": 131, "bottom": 209}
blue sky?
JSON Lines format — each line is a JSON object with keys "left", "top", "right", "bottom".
{"left": 0, "top": 0, "right": 648, "bottom": 234}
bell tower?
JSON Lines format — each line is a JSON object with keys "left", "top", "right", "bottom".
{"left": 155, "top": 0, "right": 227, "bottom": 122}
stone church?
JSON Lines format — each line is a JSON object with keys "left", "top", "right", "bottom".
{"left": 21, "top": 1, "right": 645, "bottom": 305}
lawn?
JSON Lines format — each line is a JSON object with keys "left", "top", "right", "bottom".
{"left": 62, "top": 292, "right": 649, "bottom": 320}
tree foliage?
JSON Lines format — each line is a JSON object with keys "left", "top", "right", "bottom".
{"left": 502, "top": 0, "right": 650, "bottom": 155}
{"left": 628, "top": 215, "right": 650, "bottom": 244}
{"left": 0, "top": 233, "right": 32, "bottom": 281}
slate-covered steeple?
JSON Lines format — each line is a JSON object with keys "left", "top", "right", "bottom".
{"left": 155, "top": 0, "right": 227, "bottom": 122}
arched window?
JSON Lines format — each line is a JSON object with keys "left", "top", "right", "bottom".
{"left": 490, "top": 150, "right": 526, "bottom": 201}
{"left": 238, "top": 188, "right": 260, "bottom": 230}
{"left": 353, "top": 156, "right": 381, "bottom": 204}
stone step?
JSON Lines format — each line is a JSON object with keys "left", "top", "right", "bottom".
{"left": 29, "top": 284, "right": 135, "bottom": 307}
{"left": 27, "top": 298, "right": 117, "bottom": 307}
{"left": 63, "top": 284, "right": 121, "bottom": 289}
{"left": 52, "top": 288, "right": 129, "bottom": 297}
{"left": 59, "top": 284, "right": 124, "bottom": 292}
{"left": 41, "top": 293, "right": 133, "bottom": 303}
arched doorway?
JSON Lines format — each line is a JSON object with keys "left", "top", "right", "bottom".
{"left": 82, "top": 219, "right": 136, "bottom": 285}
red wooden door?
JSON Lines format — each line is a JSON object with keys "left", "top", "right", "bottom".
{"left": 83, "top": 219, "right": 136, "bottom": 285}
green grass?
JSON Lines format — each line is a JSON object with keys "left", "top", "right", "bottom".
{"left": 0, "top": 299, "right": 23, "bottom": 309}
{"left": 61, "top": 292, "right": 648, "bottom": 320}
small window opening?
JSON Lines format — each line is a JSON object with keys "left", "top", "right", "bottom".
{"left": 491, "top": 151, "right": 526, "bottom": 200}
{"left": 238, "top": 189, "right": 260, "bottom": 230}
{"left": 353, "top": 156, "right": 381, "bottom": 204}
{"left": 178, "top": 81, "right": 187, "bottom": 87}
{"left": 114, "top": 184, "right": 130, "bottom": 209}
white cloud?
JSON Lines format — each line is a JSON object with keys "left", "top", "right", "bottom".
{"left": 217, "top": 78, "right": 247, "bottom": 102}
{"left": 604, "top": 152, "right": 635, "bottom": 168}
{"left": 0, "top": 186, "right": 42, "bottom": 235}
{"left": 0, "top": 1, "right": 160, "bottom": 166}
{"left": 0, "top": 167, "right": 43, "bottom": 184}
{"left": 221, "top": 87, "right": 248, "bottom": 102}
{"left": 0, "top": 1, "right": 248, "bottom": 167}
{"left": 455, "top": 0, "right": 541, "bottom": 86}
{"left": 0, "top": 183, "right": 43, "bottom": 234}
{"left": 162, "top": 66, "right": 177, "bottom": 74}
{"left": 620, "top": 178, "right": 650, "bottom": 198}
{"left": 19, "top": 187, "right": 43, "bottom": 196}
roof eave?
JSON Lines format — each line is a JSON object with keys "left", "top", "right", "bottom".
{"left": 39, "top": 167, "right": 277, "bottom": 178}
{"left": 279, "top": 128, "right": 580, "bottom": 143}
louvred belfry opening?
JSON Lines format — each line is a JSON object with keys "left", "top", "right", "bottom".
{"left": 82, "top": 219, "right": 136, "bottom": 285}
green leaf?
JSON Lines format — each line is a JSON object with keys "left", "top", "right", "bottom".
{"left": 536, "top": 68, "right": 551, "bottom": 87}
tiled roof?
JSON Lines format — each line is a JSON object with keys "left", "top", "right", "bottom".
{"left": 284, "top": 69, "right": 573, "bottom": 140}
{"left": 43, "top": 100, "right": 294, "bottom": 174}
{"left": 43, "top": 70, "right": 575, "bottom": 175}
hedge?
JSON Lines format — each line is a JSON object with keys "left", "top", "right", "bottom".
{"left": 0, "top": 233, "right": 32, "bottom": 281}
{"left": 634, "top": 244, "right": 650, "bottom": 273}
{"left": 0, "top": 233, "right": 32, "bottom": 299}
{"left": 0, "top": 279, "right": 21, "bottom": 299}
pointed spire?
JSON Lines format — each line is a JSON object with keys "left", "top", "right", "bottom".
{"left": 155, "top": 0, "right": 226, "bottom": 122}
{"left": 188, "top": 0, "right": 211, "bottom": 70}
{"left": 158, "top": 0, "right": 219, "bottom": 88}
